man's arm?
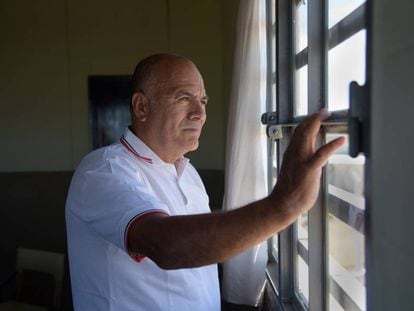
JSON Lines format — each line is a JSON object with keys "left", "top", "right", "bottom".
{"left": 127, "top": 109, "right": 345, "bottom": 269}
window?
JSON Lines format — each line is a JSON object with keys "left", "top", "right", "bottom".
{"left": 263, "top": 0, "right": 368, "bottom": 310}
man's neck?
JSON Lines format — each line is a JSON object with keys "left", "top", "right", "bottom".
{"left": 130, "top": 126, "right": 181, "bottom": 164}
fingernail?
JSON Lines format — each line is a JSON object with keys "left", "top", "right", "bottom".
{"left": 320, "top": 108, "right": 331, "bottom": 118}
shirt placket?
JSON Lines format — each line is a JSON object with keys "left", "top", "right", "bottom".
{"left": 166, "top": 165, "right": 189, "bottom": 210}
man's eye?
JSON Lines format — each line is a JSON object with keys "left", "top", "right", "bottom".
{"left": 201, "top": 100, "right": 208, "bottom": 106}
{"left": 179, "top": 96, "right": 191, "bottom": 102}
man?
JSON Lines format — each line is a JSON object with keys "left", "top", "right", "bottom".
{"left": 66, "top": 53, "right": 344, "bottom": 310}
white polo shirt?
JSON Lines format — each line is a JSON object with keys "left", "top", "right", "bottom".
{"left": 66, "top": 128, "right": 220, "bottom": 311}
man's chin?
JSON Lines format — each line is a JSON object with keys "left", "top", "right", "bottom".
{"left": 184, "top": 141, "right": 199, "bottom": 153}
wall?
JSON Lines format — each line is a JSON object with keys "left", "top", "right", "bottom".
{"left": 0, "top": 0, "right": 72, "bottom": 171}
{"left": 0, "top": 0, "right": 235, "bottom": 172}
{"left": 367, "top": 0, "right": 414, "bottom": 309}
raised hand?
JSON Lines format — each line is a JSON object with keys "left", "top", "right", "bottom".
{"left": 271, "top": 109, "right": 345, "bottom": 215}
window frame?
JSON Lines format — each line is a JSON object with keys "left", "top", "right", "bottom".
{"left": 264, "top": 0, "right": 370, "bottom": 310}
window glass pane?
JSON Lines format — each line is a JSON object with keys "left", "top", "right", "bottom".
{"left": 329, "top": 0, "right": 366, "bottom": 28}
{"left": 327, "top": 133, "right": 366, "bottom": 311}
{"left": 294, "top": 0, "right": 308, "bottom": 53}
{"left": 296, "top": 211, "right": 309, "bottom": 305}
{"left": 295, "top": 65, "right": 308, "bottom": 116}
{"left": 328, "top": 30, "right": 366, "bottom": 111}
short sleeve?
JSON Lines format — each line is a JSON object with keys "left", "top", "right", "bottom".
{"left": 123, "top": 209, "right": 169, "bottom": 262}
{"left": 68, "top": 157, "right": 170, "bottom": 255}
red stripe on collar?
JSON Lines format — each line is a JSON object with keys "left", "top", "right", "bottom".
{"left": 120, "top": 136, "right": 153, "bottom": 164}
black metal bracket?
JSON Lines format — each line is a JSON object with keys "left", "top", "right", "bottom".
{"left": 261, "top": 112, "right": 284, "bottom": 140}
{"left": 349, "top": 81, "right": 369, "bottom": 157}
{"left": 261, "top": 111, "right": 278, "bottom": 125}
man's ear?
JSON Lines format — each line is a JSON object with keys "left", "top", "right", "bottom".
{"left": 131, "top": 92, "right": 150, "bottom": 122}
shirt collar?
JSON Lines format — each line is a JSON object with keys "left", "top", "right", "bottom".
{"left": 120, "top": 127, "right": 189, "bottom": 172}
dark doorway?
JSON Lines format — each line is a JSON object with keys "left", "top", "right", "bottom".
{"left": 88, "top": 75, "right": 132, "bottom": 149}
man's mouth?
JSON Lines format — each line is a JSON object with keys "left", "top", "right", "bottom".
{"left": 182, "top": 126, "right": 201, "bottom": 132}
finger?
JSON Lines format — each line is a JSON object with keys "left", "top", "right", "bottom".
{"left": 305, "top": 109, "right": 331, "bottom": 141}
{"left": 308, "top": 136, "right": 345, "bottom": 169}
{"left": 292, "top": 109, "right": 331, "bottom": 154}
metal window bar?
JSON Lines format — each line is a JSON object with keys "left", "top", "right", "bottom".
{"left": 307, "top": 1, "right": 328, "bottom": 311}
{"left": 265, "top": 0, "right": 273, "bottom": 236}
{"left": 262, "top": 110, "right": 348, "bottom": 134}
{"left": 273, "top": 0, "right": 297, "bottom": 307}
{"left": 265, "top": 0, "right": 280, "bottom": 280}
{"left": 266, "top": 0, "right": 276, "bottom": 142}
{"left": 364, "top": 0, "right": 373, "bottom": 307}
{"left": 276, "top": 0, "right": 293, "bottom": 124}
{"left": 295, "top": 2, "right": 366, "bottom": 70}
{"left": 266, "top": 261, "right": 280, "bottom": 296}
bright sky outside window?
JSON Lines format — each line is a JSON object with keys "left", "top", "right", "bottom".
{"left": 295, "top": 0, "right": 308, "bottom": 53}
{"left": 294, "top": 0, "right": 308, "bottom": 116}
{"left": 295, "top": 65, "right": 308, "bottom": 116}
{"left": 329, "top": 0, "right": 366, "bottom": 28}
{"left": 328, "top": 30, "right": 366, "bottom": 111}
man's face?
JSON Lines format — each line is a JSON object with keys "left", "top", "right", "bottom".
{"left": 143, "top": 60, "right": 207, "bottom": 162}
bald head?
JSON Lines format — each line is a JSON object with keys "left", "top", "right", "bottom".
{"left": 131, "top": 53, "right": 196, "bottom": 96}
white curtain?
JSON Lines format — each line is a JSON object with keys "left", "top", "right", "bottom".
{"left": 221, "top": 0, "right": 268, "bottom": 306}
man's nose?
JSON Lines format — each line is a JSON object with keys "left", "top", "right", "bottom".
{"left": 188, "top": 99, "right": 206, "bottom": 120}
